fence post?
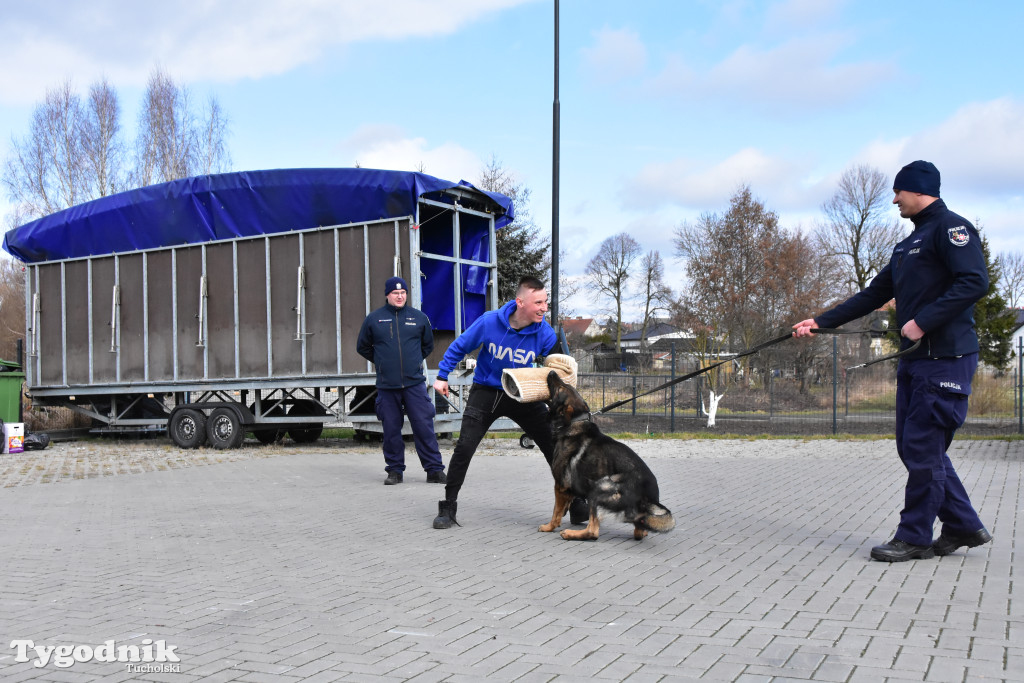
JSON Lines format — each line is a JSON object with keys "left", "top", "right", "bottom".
{"left": 670, "top": 342, "right": 676, "bottom": 433}
{"left": 632, "top": 375, "right": 636, "bottom": 417}
{"left": 1018, "top": 337, "right": 1022, "bottom": 435}
{"left": 832, "top": 336, "right": 838, "bottom": 435}
{"left": 769, "top": 365, "right": 774, "bottom": 420}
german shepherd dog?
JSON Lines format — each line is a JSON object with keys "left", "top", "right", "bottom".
{"left": 539, "top": 371, "right": 675, "bottom": 541}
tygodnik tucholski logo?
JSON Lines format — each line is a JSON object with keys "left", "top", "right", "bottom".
{"left": 10, "top": 638, "right": 181, "bottom": 672}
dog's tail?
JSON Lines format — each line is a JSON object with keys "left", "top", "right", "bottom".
{"left": 637, "top": 502, "right": 675, "bottom": 533}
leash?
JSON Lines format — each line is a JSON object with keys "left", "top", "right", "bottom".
{"left": 584, "top": 327, "right": 920, "bottom": 419}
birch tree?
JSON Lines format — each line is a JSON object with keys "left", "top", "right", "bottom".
{"left": 586, "top": 233, "right": 641, "bottom": 353}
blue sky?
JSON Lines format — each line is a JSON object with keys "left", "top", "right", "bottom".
{"left": 2, "top": 0, "right": 1023, "bottom": 318}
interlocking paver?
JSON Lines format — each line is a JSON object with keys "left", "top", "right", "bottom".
{"left": 1, "top": 437, "right": 1020, "bottom": 681}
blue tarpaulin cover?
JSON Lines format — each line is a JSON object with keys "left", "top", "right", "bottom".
{"left": 2, "top": 168, "right": 514, "bottom": 263}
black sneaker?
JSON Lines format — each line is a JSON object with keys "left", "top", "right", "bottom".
{"left": 384, "top": 471, "right": 403, "bottom": 485}
{"left": 426, "top": 470, "right": 447, "bottom": 484}
{"left": 870, "top": 538, "right": 935, "bottom": 562}
{"left": 933, "top": 528, "right": 992, "bottom": 556}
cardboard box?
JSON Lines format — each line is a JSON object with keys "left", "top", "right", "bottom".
{"left": 4, "top": 423, "right": 24, "bottom": 454}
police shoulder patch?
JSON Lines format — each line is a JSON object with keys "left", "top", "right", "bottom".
{"left": 947, "top": 226, "right": 970, "bottom": 247}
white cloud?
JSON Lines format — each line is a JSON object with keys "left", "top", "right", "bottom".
{"left": 580, "top": 27, "right": 648, "bottom": 83}
{"left": 621, "top": 148, "right": 810, "bottom": 210}
{"left": 764, "top": 0, "right": 847, "bottom": 33}
{"left": 338, "top": 125, "right": 482, "bottom": 181}
{"left": 650, "top": 35, "right": 890, "bottom": 110}
{"left": 853, "top": 98, "right": 1024, "bottom": 197}
{"left": 0, "top": 0, "right": 536, "bottom": 105}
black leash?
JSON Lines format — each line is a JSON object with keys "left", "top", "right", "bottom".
{"left": 585, "top": 327, "right": 920, "bottom": 419}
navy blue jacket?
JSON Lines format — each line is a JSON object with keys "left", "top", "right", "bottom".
{"left": 357, "top": 303, "right": 434, "bottom": 389}
{"left": 817, "top": 199, "right": 988, "bottom": 359}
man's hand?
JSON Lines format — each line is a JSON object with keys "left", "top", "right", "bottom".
{"left": 433, "top": 378, "right": 449, "bottom": 397}
{"left": 901, "top": 319, "right": 925, "bottom": 341}
{"left": 792, "top": 318, "right": 817, "bottom": 338}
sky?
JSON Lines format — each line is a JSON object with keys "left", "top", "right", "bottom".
{"left": 2, "top": 0, "right": 1023, "bottom": 320}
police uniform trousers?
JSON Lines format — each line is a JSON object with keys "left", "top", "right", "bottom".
{"left": 375, "top": 384, "right": 445, "bottom": 474}
{"left": 893, "top": 353, "right": 984, "bottom": 547}
{"left": 443, "top": 384, "right": 555, "bottom": 501}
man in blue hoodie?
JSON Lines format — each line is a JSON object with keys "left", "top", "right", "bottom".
{"left": 357, "top": 276, "right": 446, "bottom": 485}
{"left": 430, "top": 276, "right": 561, "bottom": 528}
{"left": 794, "top": 160, "right": 992, "bottom": 562}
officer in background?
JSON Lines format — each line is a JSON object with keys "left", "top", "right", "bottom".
{"left": 357, "top": 276, "right": 446, "bottom": 485}
{"left": 794, "top": 160, "right": 992, "bottom": 562}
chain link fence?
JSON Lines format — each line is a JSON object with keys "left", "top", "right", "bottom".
{"left": 574, "top": 338, "right": 1024, "bottom": 437}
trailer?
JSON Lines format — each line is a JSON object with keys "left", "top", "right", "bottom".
{"left": 2, "top": 168, "right": 514, "bottom": 448}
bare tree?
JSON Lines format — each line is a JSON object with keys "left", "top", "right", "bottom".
{"left": 3, "top": 71, "right": 230, "bottom": 230}
{"left": 134, "top": 67, "right": 230, "bottom": 186}
{"left": 81, "top": 77, "right": 126, "bottom": 197}
{"left": 636, "top": 250, "right": 672, "bottom": 347}
{"left": 586, "top": 233, "right": 641, "bottom": 353}
{"left": 674, "top": 186, "right": 780, "bottom": 355}
{"left": 477, "top": 155, "right": 550, "bottom": 301}
{"left": 3, "top": 80, "right": 88, "bottom": 219}
{"left": 817, "top": 165, "right": 905, "bottom": 290}
{"left": 0, "top": 257, "right": 26, "bottom": 360}
{"left": 997, "top": 250, "right": 1024, "bottom": 309}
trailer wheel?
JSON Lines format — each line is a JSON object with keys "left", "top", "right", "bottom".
{"left": 519, "top": 434, "right": 535, "bottom": 449}
{"left": 207, "top": 407, "right": 244, "bottom": 449}
{"left": 169, "top": 409, "right": 207, "bottom": 449}
{"left": 287, "top": 400, "right": 324, "bottom": 443}
{"left": 250, "top": 404, "right": 284, "bottom": 444}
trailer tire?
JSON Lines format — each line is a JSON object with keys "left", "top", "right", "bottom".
{"left": 250, "top": 404, "right": 284, "bottom": 444}
{"left": 287, "top": 400, "right": 324, "bottom": 443}
{"left": 208, "top": 407, "right": 245, "bottom": 450}
{"left": 169, "top": 409, "right": 207, "bottom": 449}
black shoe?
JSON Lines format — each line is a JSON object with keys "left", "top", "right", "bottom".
{"left": 870, "top": 538, "right": 935, "bottom": 562}
{"left": 384, "top": 471, "right": 403, "bottom": 485}
{"left": 568, "top": 497, "right": 589, "bottom": 525}
{"left": 933, "top": 527, "right": 993, "bottom": 556}
{"left": 432, "top": 500, "right": 459, "bottom": 529}
{"left": 426, "top": 470, "right": 447, "bottom": 484}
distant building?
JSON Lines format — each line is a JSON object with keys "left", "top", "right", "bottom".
{"left": 559, "top": 316, "right": 603, "bottom": 339}
{"left": 619, "top": 322, "right": 691, "bottom": 350}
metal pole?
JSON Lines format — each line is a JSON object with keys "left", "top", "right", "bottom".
{"left": 832, "top": 336, "right": 838, "bottom": 435}
{"left": 670, "top": 342, "right": 676, "bottom": 433}
{"left": 1018, "top": 337, "right": 1022, "bottom": 435}
{"left": 550, "top": 0, "right": 561, "bottom": 325}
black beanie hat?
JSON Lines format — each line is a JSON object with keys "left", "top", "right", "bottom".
{"left": 893, "top": 160, "right": 940, "bottom": 197}
{"left": 385, "top": 276, "right": 408, "bottom": 296}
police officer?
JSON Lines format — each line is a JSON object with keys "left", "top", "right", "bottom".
{"left": 357, "top": 276, "right": 446, "bottom": 485}
{"left": 794, "top": 160, "right": 992, "bottom": 562}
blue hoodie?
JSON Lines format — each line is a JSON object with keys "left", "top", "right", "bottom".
{"left": 437, "top": 300, "right": 558, "bottom": 388}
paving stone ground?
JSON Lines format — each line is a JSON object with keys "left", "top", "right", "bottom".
{"left": 0, "top": 436, "right": 1020, "bottom": 682}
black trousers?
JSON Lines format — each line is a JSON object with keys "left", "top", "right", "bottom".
{"left": 444, "top": 384, "right": 554, "bottom": 501}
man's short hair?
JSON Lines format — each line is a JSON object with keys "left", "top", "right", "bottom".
{"left": 516, "top": 276, "right": 546, "bottom": 296}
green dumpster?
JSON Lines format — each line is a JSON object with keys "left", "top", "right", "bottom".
{"left": 0, "top": 360, "right": 24, "bottom": 424}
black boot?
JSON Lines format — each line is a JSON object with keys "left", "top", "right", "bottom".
{"left": 569, "top": 497, "right": 589, "bottom": 525}
{"left": 433, "top": 500, "right": 460, "bottom": 529}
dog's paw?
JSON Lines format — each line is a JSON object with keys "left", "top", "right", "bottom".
{"left": 538, "top": 522, "right": 559, "bottom": 532}
{"left": 560, "top": 529, "right": 597, "bottom": 541}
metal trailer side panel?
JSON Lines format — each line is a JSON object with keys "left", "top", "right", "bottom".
{"left": 206, "top": 242, "right": 237, "bottom": 379}
{"left": 267, "top": 234, "right": 302, "bottom": 377}
{"left": 235, "top": 239, "right": 270, "bottom": 378}
{"left": 146, "top": 251, "right": 174, "bottom": 381}
{"left": 89, "top": 258, "right": 116, "bottom": 383}
{"left": 302, "top": 229, "right": 340, "bottom": 375}
{"left": 118, "top": 253, "right": 146, "bottom": 382}
{"left": 337, "top": 227, "right": 368, "bottom": 374}
{"left": 60, "top": 261, "right": 88, "bottom": 386}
